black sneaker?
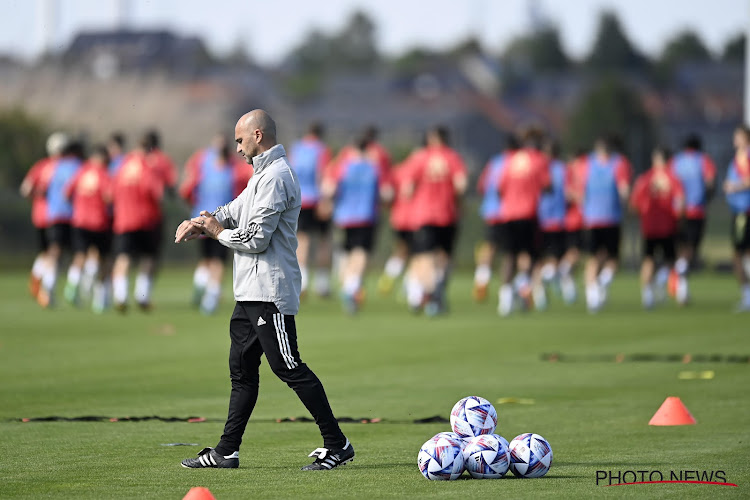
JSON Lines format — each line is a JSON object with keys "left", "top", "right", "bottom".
{"left": 181, "top": 447, "right": 239, "bottom": 468}
{"left": 301, "top": 439, "right": 354, "bottom": 470}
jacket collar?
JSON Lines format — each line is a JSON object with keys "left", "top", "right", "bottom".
{"left": 252, "top": 144, "right": 286, "bottom": 174}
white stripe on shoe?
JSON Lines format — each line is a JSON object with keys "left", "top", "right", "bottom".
{"left": 208, "top": 453, "right": 217, "bottom": 466}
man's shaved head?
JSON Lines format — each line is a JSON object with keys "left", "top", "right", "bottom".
{"left": 234, "top": 109, "right": 278, "bottom": 163}
{"left": 237, "top": 109, "right": 276, "bottom": 141}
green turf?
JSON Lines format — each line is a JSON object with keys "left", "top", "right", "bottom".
{"left": 0, "top": 269, "right": 748, "bottom": 499}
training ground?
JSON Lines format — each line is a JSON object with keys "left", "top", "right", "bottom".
{"left": 0, "top": 269, "right": 748, "bottom": 499}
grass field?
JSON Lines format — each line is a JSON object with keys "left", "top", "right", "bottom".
{"left": 1, "top": 268, "right": 749, "bottom": 499}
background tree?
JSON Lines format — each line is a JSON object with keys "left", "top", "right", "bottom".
{"left": 503, "top": 25, "right": 570, "bottom": 73}
{"left": 722, "top": 33, "right": 746, "bottom": 62}
{"left": 564, "top": 77, "right": 656, "bottom": 170}
{"left": 0, "top": 108, "right": 48, "bottom": 189}
{"left": 585, "top": 11, "right": 650, "bottom": 72}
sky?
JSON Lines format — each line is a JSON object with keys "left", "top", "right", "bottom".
{"left": 0, "top": 0, "right": 748, "bottom": 64}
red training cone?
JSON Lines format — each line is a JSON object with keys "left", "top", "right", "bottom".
{"left": 648, "top": 397, "right": 696, "bottom": 426}
{"left": 183, "top": 487, "right": 216, "bottom": 500}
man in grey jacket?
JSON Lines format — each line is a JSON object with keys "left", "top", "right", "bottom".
{"left": 175, "top": 109, "right": 353, "bottom": 471}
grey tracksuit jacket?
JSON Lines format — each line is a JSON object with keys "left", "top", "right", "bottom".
{"left": 212, "top": 144, "right": 302, "bottom": 315}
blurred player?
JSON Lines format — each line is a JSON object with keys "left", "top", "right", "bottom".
{"left": 377, "top": 151, "right": 420, "bottom": 296}
{"left": 558, "top": 149, "right": 588, "bottom": 304}
{"left": 64, "top": 145, "right": 113, "bottom": 311}
{"left": 402, "top": 126, "right": 468, "bottom": 315}
{"left": 724, "top": 125, "right": 750, "bottom": 311}
{"left": 288, "top": 122, "right": 333, "bottom": 298}
{"left": 320, "top": 134, "right": 386, "bottom": 313}
{"left": 668, "top": 133, "right": 716, "bottom": 304}
{"left": 496, "top": 127, "right": 550, "bottom": 316}
{"left": 472, "top": 134, "right": 518, "bottom": 302}
{"left": 581, "top": 136, "right": 631, "bottom": 313}
{"left": 107, "top": 132, "right": 127, "bottom": 176}
{"left": 37, "top": 140, "right": 84, "bottom": 308}
{"left": 630, "top": 147, "right": 684, "bottom": 309}
{"left": 180, "top": 133, "right": 252, "bottom": 314}
{"left": 110, "top": 135, "right": 166, "bottom": 312}
{"left": 19, "top": 132, "right": 68, "bottom": 300}
{"left": 533, "top": 140, "right": 567, "bottom": 310}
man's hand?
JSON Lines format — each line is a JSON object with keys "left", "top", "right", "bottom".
{"left": 197, "top": 210, "right": 224, "bottom": 239}
{"left": 174, "top": 211, "right": 224, "bottom": 243}
{"left": 174, "top": 219, "right": 202, "bottom": 243}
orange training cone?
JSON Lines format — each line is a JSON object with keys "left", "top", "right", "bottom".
{"left": 183, "top": 487, "right": 216, "bottom": 500}
{"left": 648, "top": 397, "right": 696, "bottom": 426}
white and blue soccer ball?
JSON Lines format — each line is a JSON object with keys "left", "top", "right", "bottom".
{"left": 432, "top": 432, "right": 466, "bottom": 449}
{"left": 493, "top": 434, "right": 509, "bottom": 451}
{"left": 463, "top": 434, "right": 510, "bottom": 479}
{"left": 450, "top": 396, "right": 498, "bottom": 438}
{"left": 508, "top": 433, "right": 553, "bottom": 478}
{"left": 418, "top": 436, "right": 465, "bottom": 480}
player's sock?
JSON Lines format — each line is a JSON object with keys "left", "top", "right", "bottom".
{"left": 38, "top": 267, "right": 57, "bottom": 307}
{"left": 641, "top": 283, "right": 655, "bottom": 309}
{"left": 200, "top": 281, "right": 221, "bottom": 314}
{"left": 532, "top": 283, "right": 547, "bottom": 311}
{"left": 64, "top": 266, "right": 81, "bottom": 305}
{"left": 113, "top": 275, "right": 128, "bottom": 305}
{"left": 675, "top": 257, "right": 689, "bottom": 275}
{"left": 193, "top": 265, "right": 209, "bottom": 289}
{"left": 676, "top": 276, "right": 689, "bottom": 305}
{"left": 406, "top": 278, "right": 424, "bottom": 310}
{"left": 598, "top": 267, "right": 614, "bottom": 288}
{"left": 92, "top": 281, "right": 107, "bottom": 313}
{"left": 300, "top": 266, "right": 309, "bottom": 294}
{"left": 474, "top": 264, "right": 491, "bottom": 287}
{"left": 384, "top": 256, "right": 405, "bottom": 279}
{"left": 540, "top": 263, "right": 556, "bottom": 285}
{"left": 654, "top": 266, "right": 669, "bottom": 302}
{"left": 80, "top": 258, "right": 98, "bottom": 298}
{"left": 313, "top": 269, "right": 331, "bottom": 297}
{"left": 742, "top": 284, "right": 750, "bottom": 309}
{"left": 743, "top": 256, "right": 750, "bottom": 280}
{"left": 585, "top": 282, "right": 600, "bottom": 312}
{"left": 560, "top": 274, "right": 577, "bottom": 304}
{"left": 342, "top": 275, "right": 361, "bottom": 297}
{"left": 558, "top": 260, "right": 571, "bottom": 277}
{"left": 31, "top": 256, "right": 45, "bottom": 280}
{"left": 498, "top": 284, "right": 514, "bottom": 317}
{"left": 134, "top": 273, "right": 152, "bottom": 305}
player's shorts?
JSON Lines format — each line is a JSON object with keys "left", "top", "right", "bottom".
{"left": 298, "top": 207, "right": 330, "bottom": 234}
{"left": 566, "top": 230, "right": 584, "bottom": 251}
{"left": 484, "top": 223, "right": 506, "bottom": 247}
{"left": 72, "top": 228, "right": 112, "bottom": 255}
{"left": 36, "top": 227, "right": 50, "bottom": 252}
{"left": 200, "top": 237, "right": 229, "bottom": 260}
{"left": 343, "top": 225, "right": 375, "bottom": 252}
{"left": 113, "top": 227, "right": 161, "bottom": 258}
{"left": 540, "top": 230, "right": 566, "bottom": 259}
{"left": 643, "top": 236, "right": 676, "bottom": 261}
{"left": 499, "top": 219, "right": 537, "bottom": 257}
{"left": 586, "top": 225, "right": 621, "bottom": 258}
{"left": 394, "top": 229, "right": 414, "bottom": 251}
{"left": 412, "top": 225, "right": 457, "bottom": 255}
{"left": 676, "top": 218, "right": 705, "bottom": 249}
{"left": 46, "top": 223, "right": 71, "bottom": 249}
{"left": 731, "top": 213, "right": 750, "bottom": 252}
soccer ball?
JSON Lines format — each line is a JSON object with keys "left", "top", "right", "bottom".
{"left": 450, "top": 396, "right": 498, "bottom": 438}
{"left": 493, "top": 434, "right": 509, "bottom": 451}
{"left": 432, "top": 432, "right": 466, "bottom": 448}
{"left": 463, "top": 434, "right": 510, "bottom": 479}
{"left": 508, "top": 433, "right": 553, "bottom": 478}
{"left": 418, "top": 436, "right": 465, "bottom": 480}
